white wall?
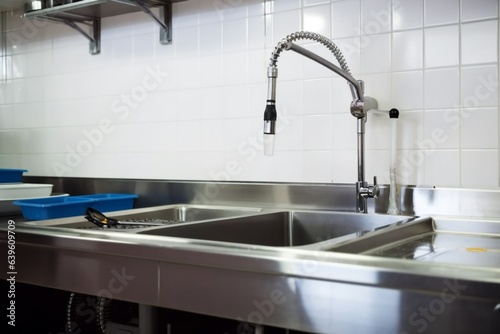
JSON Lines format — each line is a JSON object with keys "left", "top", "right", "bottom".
{"left": 0, "top": 0, "right": 499, "bottom": 188}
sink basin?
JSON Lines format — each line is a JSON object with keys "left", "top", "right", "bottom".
{"left": 22, "top": 204, "right": 263, "bottom": 230}
{"left": 138, "top": 210, "right": 418, "bottom": 248}
{"left": 23, "top": 203, "right": 431, "bottom": 252}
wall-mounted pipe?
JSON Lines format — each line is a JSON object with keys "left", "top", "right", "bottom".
{"left": 387, "top": 108, "right": 400, "bottom": 214}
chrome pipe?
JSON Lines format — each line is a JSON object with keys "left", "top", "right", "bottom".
{"left": 286, "top": 42, "right": 363, "bottom": 102}
{"left": 357, "top": 117, "right": 366, "bottom": 183}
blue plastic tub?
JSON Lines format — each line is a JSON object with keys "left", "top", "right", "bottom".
{"left": 0, "top": 168, "right": 28, "bottom": 183}
{"left": 13, "top": 197, "right": 94, "bottom": 220}
{"left": 74, "top": 193, "right": 138, "bottom": 213}
{"left": 14, "top": 193, "right": 138, "bottom": 220}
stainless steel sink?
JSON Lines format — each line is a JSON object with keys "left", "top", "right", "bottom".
{"left": 22, "top": 203, "right": 432, "bottom": 252}
{"left": 137, "top": 210, "right": 418, "bottom": 248}
{"left": 22, "top": 204, "right": 263, "bottom": 230}
{"left": 328, "top": 216, "right": 500, "bottom": 267}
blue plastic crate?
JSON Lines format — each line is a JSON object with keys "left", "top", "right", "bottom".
{"left": 74, "top": 193, "right": 138, "bottom": 213}
{"left": 13, "top": 197, "right": 94, "bottom": 220}
{"left": 0, "top": 168, "right": 28, "bottom": 183}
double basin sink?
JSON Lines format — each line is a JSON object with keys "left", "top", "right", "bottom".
{"left": 23, "top": 204, "right": 500, "bottom": 264}
{"left": 24, "top": 204, "right": 428, "bottom": 252}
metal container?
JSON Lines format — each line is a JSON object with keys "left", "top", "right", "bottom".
{"left": 24, "top": 0, "right": 45, "bottom": 11}
{"left": 45, "top": 0, "right": 70, "bottom": 8}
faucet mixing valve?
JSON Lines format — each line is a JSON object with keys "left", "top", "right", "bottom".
{"left": 357, "top": 176, "right": 380, "bottom": 212}
{"left": 357, "top": 176, "right": 380, "bottom": 198}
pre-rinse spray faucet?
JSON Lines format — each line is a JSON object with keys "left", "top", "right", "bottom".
{"left": 263, "top": 31, "right": 379, "bottom": 213}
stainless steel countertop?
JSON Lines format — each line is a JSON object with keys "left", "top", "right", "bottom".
{"left": 2, "top": 204, "right": 500, "bottom": 333}
{"left": 6, "top": 217, "right": 500, "bottom": 286}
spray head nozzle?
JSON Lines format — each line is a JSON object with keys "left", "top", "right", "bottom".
{"left": 263, "top": 101, "right": 277, "bottom": 156}
{"left": 263, "top": 132, "right": 275, "bottom": 156}
{"left": 263, "top": 66, "right": 278, "bottom": 156}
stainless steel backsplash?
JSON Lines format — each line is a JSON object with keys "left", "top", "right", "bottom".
{"left": 24, "top": 176, "right": 500, "bottom": 218}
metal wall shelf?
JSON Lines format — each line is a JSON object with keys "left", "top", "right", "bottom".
{"left": 23, "top": 0, "right": 187, "bottom": 55}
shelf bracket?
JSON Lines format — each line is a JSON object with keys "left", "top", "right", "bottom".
{"left": 28, "top": 15, "right": 101, "bottom": 55}
{"left": 63, "top": 18, "right": 101, "bottom": 55}
{"left": 132, "top": 0, "right": 173, "bottom": 45}
{"left": 22, "top": 0, "right": 176, "bottom": 55}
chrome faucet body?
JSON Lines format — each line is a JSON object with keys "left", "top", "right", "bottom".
{"left": 263, "top": 31, "right": 379, "bottom": 213}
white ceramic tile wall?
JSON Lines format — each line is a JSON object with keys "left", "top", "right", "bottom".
{"left": 0, "top": 0, "right": 499, "bottom": 188}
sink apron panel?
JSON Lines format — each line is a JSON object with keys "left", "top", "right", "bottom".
{"left": 11, "top": 243, "right": 158, "bottom": 305}
{"left": 158, "top": 262, "right": 499, "bottom": 334}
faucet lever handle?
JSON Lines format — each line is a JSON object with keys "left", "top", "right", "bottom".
{"left": 371, "top": 176, "right": 380, "bottom": 198}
